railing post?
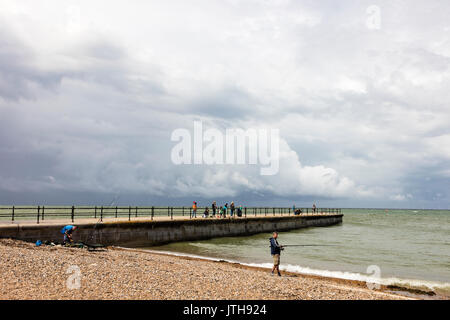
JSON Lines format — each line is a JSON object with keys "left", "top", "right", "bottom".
{"left": 136, "top": 206, "right": 138, "bottom": 218}
{"left": 182, "top": 206, "right": 184, "bottom": 216}
{"left": 115, "top": 206, "right": 118, "bottom": 218}
{"left": 37, "top": 206, "right": 40, "bottom": 224}
{"left": 95, "top": 206, "right": 97, "bottom": 219}
{"left": 71, "top": 205, "right": 74, "bottom": 223}
{"left": 151, "top": 206, "right": 154, "bottom": 220}
{"left": 128, "top": 206, "right": 131, "bottom": 221}
{"left": 171, "top": 207, "right": 173, "bottom": 220}
{"left": 244, "top": 207, "right": 247, "bottom": 218}
{"left": 12, "top": 206, "right": 15, "bottom": 222}
{"left": 168, "top": 206, "right": 170, "bottom": 217}
{"left": 42, "top": 206, "right": 45, "bottom": 221}
{"left": 190, "top": 207, "right": 192, "bottom": 219}
{"left": 100, "top": 206, "right": 103, "bottom": 222}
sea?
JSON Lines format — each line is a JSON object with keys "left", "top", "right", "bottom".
{"left": 149, "top": 209, "right": 450, "bottom": 296}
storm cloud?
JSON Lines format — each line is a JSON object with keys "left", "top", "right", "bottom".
{"left": 0, "top": 0, "right": 449, "bottom": 208}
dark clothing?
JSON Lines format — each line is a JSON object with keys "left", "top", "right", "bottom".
{"left": 270, "top": 237, "right": 281, "bottom": 255}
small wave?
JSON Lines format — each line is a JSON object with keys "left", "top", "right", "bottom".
{"left": 244, "top": 262, "right": 450, "bottom": 295}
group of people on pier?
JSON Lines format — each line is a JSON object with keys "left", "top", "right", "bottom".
{"left": 191, "top": 201, "right": 243, "bottom": 218}
{"left": 191, "top": 202, "right": 320, "bottom": 218}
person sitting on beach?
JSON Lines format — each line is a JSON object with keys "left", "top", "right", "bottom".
{"left": 270, "top": 231, "right": 283, "bottom": 277}
{"left": 61, "top": 225, "right": 77, "bottom": 244}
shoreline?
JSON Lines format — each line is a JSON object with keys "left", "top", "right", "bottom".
{"left": 0, "top": 239, "right": 429, "bottom": 300}
{"left": 115, "top": 247, "right": 446, "bottom": 300}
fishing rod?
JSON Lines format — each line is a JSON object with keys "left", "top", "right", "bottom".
{"left": 268, "top": 244, "right": 338, "bottom": 248}
{"left": 86, "top": 194, "right": 120, "bottom": 244}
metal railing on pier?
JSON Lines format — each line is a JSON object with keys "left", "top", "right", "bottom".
{"left": 0, "top": 206, "right": 342, "bottom": 224}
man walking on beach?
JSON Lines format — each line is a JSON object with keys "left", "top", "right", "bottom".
{"left": 270, "top": 231, "right": 283, "bottom": 276}
{"left": 61, "top": 225, "right": 77, "bottom": 244}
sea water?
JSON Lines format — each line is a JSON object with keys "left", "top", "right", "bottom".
{"left": 149, "top": 209, "right": 450, "bottom": 296}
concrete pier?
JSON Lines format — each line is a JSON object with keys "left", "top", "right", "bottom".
{"left": 0, "top": 214, "right": 343, "bottom": 247}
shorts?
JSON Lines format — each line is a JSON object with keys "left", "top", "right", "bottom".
{"left": 272, "top": 254, "right": 280, "bottom": 266}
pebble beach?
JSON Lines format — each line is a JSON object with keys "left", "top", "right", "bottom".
{"left": 0, "top": 239, "right": 413, "bottom": 300}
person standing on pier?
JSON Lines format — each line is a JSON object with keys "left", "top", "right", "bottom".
{"left": 212, "top": 201, "right": 217, "bottom": 217}
{"left": 192, "top": 201, "right": 197, "bottom": 218}
{"left": 312, "top": 203, "right": 317, "bottom": 213}
{"left": 270, "top": 231, "right": 283, "bottom": 276}
{"left": 223, "top": 203, "right": 228, "bottom": 218}
{"left": 230, "top": 202, "right": 235, "bottom": 218}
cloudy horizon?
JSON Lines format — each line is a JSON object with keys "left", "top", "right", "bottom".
{"left": 0, "top": 0, "right": 449, "bottom": 209}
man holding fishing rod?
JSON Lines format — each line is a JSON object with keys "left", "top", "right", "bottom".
{"left": 270, "top": 231, "right": 284, "bottom": 276}
{"left": 270, "top": 231, "right": 337, "bottom": 276}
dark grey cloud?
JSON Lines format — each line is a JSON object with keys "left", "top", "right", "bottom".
{"left": 0, "top": 27, "right": 65, "bottom": 101}
{"left": 0, "top": 0, "right": 449, "bottom": 208}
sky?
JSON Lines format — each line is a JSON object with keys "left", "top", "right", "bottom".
{"left": 0, "top": 0, "right": 449, "bottom": 208}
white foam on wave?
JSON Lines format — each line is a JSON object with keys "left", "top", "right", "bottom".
{"left": 245, "top": 262, "right": 450, "bottom": 294}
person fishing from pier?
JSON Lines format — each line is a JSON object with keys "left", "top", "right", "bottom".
{"left": 223, "top": 203, "right": 228, "bottom": 218}
{"left": 237, "top": 205, "right": 243, "bottom": 217}
{"left": 203, "top": 207, "right": 209, "bottom": 218}
{"left": 270, "top": 231, "right": 284, "bottom": 276}
{"left": 230, "top": 202, "right": 235, "bottom": 218}
{"left": 61, "top": 225, "right": 77, "bottom": 244}
{"left": 212, "top": 201, "right": 217, "bottom": 217}
{"left": 192, "top": 201, "right": 197, "bottom": 218}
